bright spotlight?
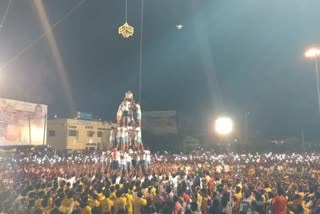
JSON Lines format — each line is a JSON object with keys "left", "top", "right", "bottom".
{"left": 215, "top": 116, "right": 233, "bottom": 136}
{"left": 305, "top": 48, "right": 320, "bottom": 58}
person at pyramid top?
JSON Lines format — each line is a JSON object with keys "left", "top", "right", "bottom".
{"left": 117, "top": 91, "right": 135, "bottom": 127}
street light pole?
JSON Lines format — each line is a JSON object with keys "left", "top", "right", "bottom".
{"left": 314, "top": 58, "right": 320, "bottom": 113}
{"left": 244, "top": 112, "right": 249, "bottom": 145}
{"left": 215, "top": 116, "right": 234, "bottom": 153}
{"left": 305, "top": 48, "right": 320, "bottom": 113}
{"left": 301, "top": 128, "right": 305, "bottom": 152}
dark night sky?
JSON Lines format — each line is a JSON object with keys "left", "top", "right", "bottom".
{"left": 0, "top": 0, "right": 320, "bottom": 140}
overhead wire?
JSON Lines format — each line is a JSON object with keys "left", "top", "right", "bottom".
{"left": 138, "top": 0, "right": 144, "bottom": 103}
{"left": 0, "top": 0, "right": 87, "bottom": 72}
{"left": 125, "top": 0, "right": 128, "bottom": 22}
{"left": 0, "top": 0, "right": 13, "bottom": 34}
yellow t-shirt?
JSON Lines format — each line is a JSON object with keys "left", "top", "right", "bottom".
{"left": 133, "top": 198, "right": 147, "bottom": 214}
{"left": 125, "top": 193, "right": 134, "bottom": 214}
{"left": 101, "top": 197, "right": 114, "bottom": 214}
{"left": 80, "top": 205, "right": 91, "bottom": 214}
{"left": 88, "top": 198, "right": 101, "bottom": 208}
{"left": 110, "top": 192, "right": 117, "bottom": 201}
{"left": 62, "top": 198, "right": 80, "bottom": 210}
{"left": 233, "top": 192, "right": 242, "bottom": 211}
{"left": 34, "top": 199, "right": 42, "bottom": 209}
{"left": 265, "top": 187, "right": 272, "bottom": 193}
{"left": 41, "top": 206, "right": 52, "bottom": 214}
{"left": 58, "top": 206, "right": 68, "bottom": 214}
{"left": 48, "top": 197, "right": 53, "bottom": 207}
{"left": 197, "top": 192, "right": 202, "bottom": 206}
{"left": 236, "top": 183, "right": 242, "bottom": 189}
{"left": 98, "top": 193, "right": 106, "bottom": 202}
{"left": 152, "top": 187, "right": 157, "bottom": 195}
{"left": 114, "top": 196, "right": 127, "bottom": 214}
{"left": 201, "top": 196, "right": 210, "bottom": 213}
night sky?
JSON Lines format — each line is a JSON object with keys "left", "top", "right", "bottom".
{"left": 0, "top": 0, "right": 320, "bottom": 141}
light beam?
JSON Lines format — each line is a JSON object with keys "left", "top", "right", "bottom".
{"left": 33, "top": 0, "right": 76, "bottom": 115}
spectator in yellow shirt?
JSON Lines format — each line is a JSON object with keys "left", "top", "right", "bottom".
{"left": 50, "top": 198, "right": 67, "bottom": 214}
{"left": 110, "top": 186, "right": 117, "bottom": 201}
{"left": 96, "top": 186, "right": 105, "bottom": 202}
{"left": 88, "top": 193, "right": 101, "bottom": 213}
{"left": 233, "top": 186, "right": 243, "bottom": 212}
{"left": 114, "top": 191, "right": 127, "bottom": 214}
{"left": 133, "top": 191, "right": 147, "bottom": 214}
{"left": 40, "top": 198, "right": 52, "bottom": 214}
{"left": 62, "top": 191, "right": 80, "bottom": 212}
{"left": 101, "top": 190, "right": 114, "bottom": 214}
{"left": 200, "top": 190, "right": 210, "bottom": 214}
{"left": 80, "top": 197, "right": 91, "bottom": 214}
{"left": 124, "top": 188, "right": 134, "bottom": 214}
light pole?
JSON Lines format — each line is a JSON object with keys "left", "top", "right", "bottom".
{"left": 305, "top": 48, "right": 320, "bottom": 113}
{"left": 244, "top": 112, "right": 250, "bottom": 145}
{"left": 215, "top": 116, "right": 234, "bottom": 153}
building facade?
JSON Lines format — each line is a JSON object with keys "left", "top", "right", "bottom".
{"left": 47, "top": 119, "right": 116, "bottom": 150}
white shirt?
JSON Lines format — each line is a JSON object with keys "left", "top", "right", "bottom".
{"left": 109, "top": 130, "right": 114, "bottom": 141}
{"left": 121, "top": 156, "right": 126, "bottom": 165}
{"left": 224, "top": 164, "right": 230, "bottom": 172}
{"left": 126, "top": 154, "right": 132, "bottom": 163}
{"left": 106, "top": 152, "right": 112, "bottom": 164}
{"left": 117, "top": 104, "right": 123, "bottom": 113}
{"left": 142, "top": 151, "right": 148, "bottom": 160}
{"left": 116, "top": 128, "right": 122, "bottom": 138}
{"left": 121, "top": 127, "right": 127, "bottom": 138}
{"left": 136, "top": 104, "right": 141, "bottom": 114}
{"left": 171, "top": 175, "right": 179, "bottom": 190}
{"left": 136, "top": 127, "right": 142, "bottom": 138}
{"left": 116, "top": 176, "right": 121, "bottom": 184}
{"left": 123, "top": 101, "right": 131, "bottom": 111}
{"left": 127, "top": 126, "right": 133, "bottom": 135}
{"left": 124, "top": 128, "right": 128, "bottom": 138}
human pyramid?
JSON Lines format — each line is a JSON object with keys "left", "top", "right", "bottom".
{"left": 107, "top": 91, "right": 150, "bottom": 170}
{"left": 108, "top": 90, "right": 149, "bottom": 155}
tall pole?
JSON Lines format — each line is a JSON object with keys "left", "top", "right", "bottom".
{"left": 138, "top": 0, "right": 144, "bottom": 103}
{"left": 301, "top": 128, "right": 305, "bottom": 152}
{"left": 315, "top": 58, "right": 320, "bottom": 113}
{"left": 28, "top": 115, "right": 32, "bottom": 145}
{"left": 43, "top": 114, "right": 47, "bottom": 146}
{"left": 244, "top": 112, "right": 249, "bottom": 145}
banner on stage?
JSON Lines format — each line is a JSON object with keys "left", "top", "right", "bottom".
{"left": 142, "top": 111, "right": 177, "bottom": 136}
{"left": 0, "top": 98, "right": 47, "bottom": 146}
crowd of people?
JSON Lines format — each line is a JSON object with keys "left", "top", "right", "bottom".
{"left": 1, "top": 146, "right": 320, "bottom": 214}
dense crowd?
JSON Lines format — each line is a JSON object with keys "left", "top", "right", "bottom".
{"left": 1, "top": 147, "right": 320, "bottom": 214}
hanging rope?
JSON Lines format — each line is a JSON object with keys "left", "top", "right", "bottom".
{"left": 0, "top": 0, "right": 87, "bottom": 72}
{"left": 0, "top": 0, "right": 13, "bottom": 34}
{"left": 125, "top": 0, "right": 128, "bottom": 22}
{"left": 138, "top": 0, "right": 144, "bottom": 103}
